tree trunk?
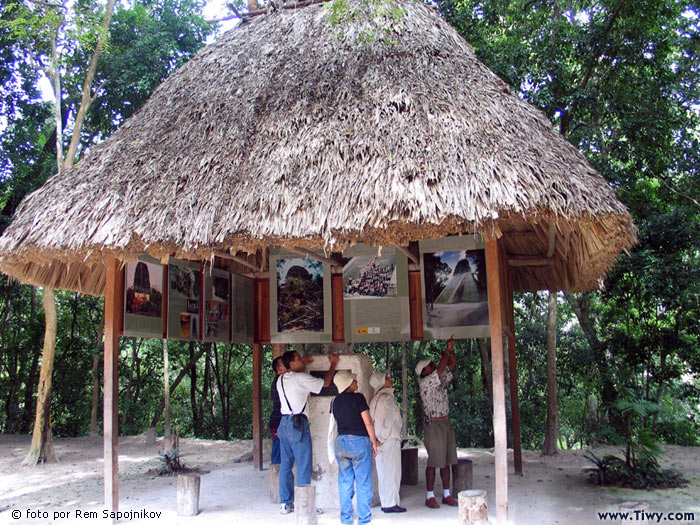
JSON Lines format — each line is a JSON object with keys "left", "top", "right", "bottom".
{"left": 542, "top": 291, "right": 559, "bottom": 456}
{"left": 163, "top": 339, "right": 171, "bottom": 442}
{"left": 400, "top": 341, "right": 408, "bottom": 438}
{"left": 477, "top": 338, "right": 493, "bottom": 408}
{"left": 564, "top": 292, "right": 618, "bottom": 409}
{"left": 23, "top": 288, "right": 58, "bottom": 465}
{"left": 190, "top": 342, "right": 200, "bottom": 435}
{"left": 151, "top": 345, "right": 206, "bottom": 428}
{"left": 89, "top": 308, "right": 105, "bottom": 436}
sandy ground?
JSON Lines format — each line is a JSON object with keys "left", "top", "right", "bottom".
{"left": 0, "top": 434, "right": 698, "bottom": 525}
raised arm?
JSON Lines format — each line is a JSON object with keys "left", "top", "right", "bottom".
{"left": 446, "top": 336, "right": 457, "bottom": 370}
{"left": 436, "top": 346, "right": 450, "bottom": 376}
{"left": 323, "top": 353, "right": 340, "bottom": 387}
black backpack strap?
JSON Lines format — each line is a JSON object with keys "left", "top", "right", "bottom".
{"left": 281, "top": 374, "right": 307, "bottom": 415}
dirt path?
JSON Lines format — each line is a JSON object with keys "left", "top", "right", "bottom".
{"left": 0, "top": 435, "right": 698, "bottom": 524}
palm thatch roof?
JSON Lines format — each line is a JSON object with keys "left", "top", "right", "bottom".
{"left": 0, "top": 0, "right": 635, "bottom": 296}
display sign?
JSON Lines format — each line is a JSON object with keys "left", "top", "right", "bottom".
{"left": 419, "top": 236, "right": 490, "bottom": 340}
{"left": 231, "top": 273, "right": 254, "bottom": 344}
{"left": 269, "top": 248, "right": 333, "bottom": 344}
{"left": 123, "top": 256, "right": 164, "bottom": 338}
{"left": 203, "top": 266, "right": 231, "bottom": 342}
{"left": 167, "top": 259, "right": 202, "bottom": 341}
{"left": 342, "top": 245, "right": 410, "bottom": 342}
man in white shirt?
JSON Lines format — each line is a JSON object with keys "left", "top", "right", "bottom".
{"left": 369, "top": 370, "right": 406, "bottom": 513}
{"left": 277, "top": 350, "right": 339, "bottom": 514}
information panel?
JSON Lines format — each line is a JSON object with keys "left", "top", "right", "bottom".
{"left": 231, "top": 273, "right": 254, "bottom": 344}
{"left": 123, "top": 256, "right": 164, "bottom": 339}
{"left": 342, "top": 244, "right": 410, "bottom": 343}
{"left": 203, "top": 266, "right": 231, "bottom": 342}
{"left": 269, "top": 248, "right": 333, "bottom": 344}
{"left": 419, "top": 236, "right": 490, "bottom": 340}
{"left": 167, "top": 259, "right": 203, "bottom": 341}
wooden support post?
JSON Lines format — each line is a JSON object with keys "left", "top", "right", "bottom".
{"left": 252, "top": 342, "right": 263, "bottom": 470}
{"left": 272, "top": 344, "right": 286, "bottom": 359}
{"left": 103, "top": 257, "right": 120, "bottom": 512}
{"left": 331, "top": 274, "right": 344, "bottom": 342}
{"left": 400, "top": 447, "right": 418, "bottom": 485}
{"left": 177, "top": 474, "right": 201, "bottom": 516}
{"left": 452, "top": 458, "right": 473, "bottom": 495}
{"left": 504, "top": 262, "right": 522, "bottom": 475}
{"left": 254, "top": 279, "right": 270, "bottom": 343}
{"left": 269, "top": 463, "right": 281, "bottom": 503}
{"left": 294, "top": 484, "right": 317, "bottom": 525}
{"left": 458, "top": 489, "right": 488, "bottom": 525}
{"left": 485, "top": 238, "right": 508, "bottom": 524}
{"left": 408, "top": 271, "right": 423, "bottom": 340}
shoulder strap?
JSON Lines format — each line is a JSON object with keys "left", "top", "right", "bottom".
{"left": 281, "top": 374, "right": 307, "bottom": 415}
{"left": 281, "top": 375, "right": 293, "bottom": 412}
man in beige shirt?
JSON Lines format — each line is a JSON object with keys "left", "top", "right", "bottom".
{"left": 369, "top": 371, "right": 406, "bottom": 513}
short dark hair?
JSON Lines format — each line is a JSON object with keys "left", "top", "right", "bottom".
{"left": 272, "top": 356, "right": 284, "bottom": 374}
{"left": 281, "top": 350, "right": 298, "bottom": 370}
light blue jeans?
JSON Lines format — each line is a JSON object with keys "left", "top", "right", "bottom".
{"left": 335, "top": 434, "right": 373, "bottom": 524}
{"left": 278, "top": 416, "right": 312, "bottom": 506}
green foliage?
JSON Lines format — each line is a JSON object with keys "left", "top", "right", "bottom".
{"left": 156, "top": 446, "right": 185, "bottom": 476}
{"left": 584, "top": 393, "right": 689, "bottom": 488}
{"left": 326, "top": 0, "right": 406, "bottom": 44}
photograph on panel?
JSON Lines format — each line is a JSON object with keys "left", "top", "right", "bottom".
{"left": 125, "top": 260, "right": 163, "bottom": 318}
{"left": 342, "top": 254, "right": 397, "bottom": 299}
{"left": 276, "top": 257, "right": 324, "bottom": 332}
{"left": 422, "top": 249, "right": 488, "bottom": 328}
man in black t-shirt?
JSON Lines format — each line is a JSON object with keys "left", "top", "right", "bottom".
{"left": 331, "top": 371, "right": 379, "bottom": 525}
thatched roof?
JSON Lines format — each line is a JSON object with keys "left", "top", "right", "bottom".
{"left": 0, "top": 0, "right": 635, "bottom": 296}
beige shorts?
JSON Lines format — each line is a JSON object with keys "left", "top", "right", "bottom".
{"left": 424, "top": 419, "right": 457, "bottom": 468}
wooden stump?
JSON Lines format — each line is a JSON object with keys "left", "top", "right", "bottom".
{"left": 458, "top": 489, "right": 488, "bottom": 525}
{"left": 400, "top": 447, "right": 418, "bottom": 485}
{"left": 177, "top": 474, "right": 200, "bottom": 517}
{"left": 294, "top": 484, "right": 317, "bottom": 525}
{"left": 452, "top": 458, "right": 473, "bottom": 495}
{"left": 146, "top": 427, "right": 157, "bottom": 445}
{"left": 269, "top": 463, "right": 280, "bottom": 503}
{"left": 619, "top": 502, "right": 650, "bottom": 524}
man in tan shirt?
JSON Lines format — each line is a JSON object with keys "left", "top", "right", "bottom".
{"left": 416, "top": 336, "right": 458, "bottom": 509}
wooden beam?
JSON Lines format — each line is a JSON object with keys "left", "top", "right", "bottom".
{"left": 291, "top": 247, "right": 342, "bottom": 267}
{"left": 216, "top": 252, "right": 260, "bottom": 272}
{"left": 252, "top": 342, "right": 263, "bottom": 470}
{"left": 331, "top": 274, "right": 344, "bottom": 342}
{"left": 396, "top": 245, "right": 419, "bottom": 265}
{"left": 485, "top": 238, "right": 508, "bottom": 524}
{"left": 408, "top": 271, "right": 423, "bottom": 340}
{"left": 508, "top": 256, "right": 551, "bottom": 267}
{"left": 103, "top": 257, "right": 120, "bottom": 512}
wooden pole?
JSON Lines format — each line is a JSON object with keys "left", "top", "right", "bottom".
{"left": 331, "top": 274, "right": 344, "bottom": 342}
{"left": 252, "top": 342, "right": 263, "bottom": 470}
{"left": 408, "top": 271, "right": 423, "bottom": 340}
{"left": 103, "top": 257, "right": 120, "bottom": 512}
{"left": 504, "top": 254, "right": 523, "bottom": 475}
{"left": 485, "top": 238, "right": 508, "bottom": 524}
{"left": 177, "top": 474, "right": 201, "bottom": 516}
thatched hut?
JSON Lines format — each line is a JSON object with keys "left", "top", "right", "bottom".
{"left": 0, "top": 0, "right": 635, "bottom": 522}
